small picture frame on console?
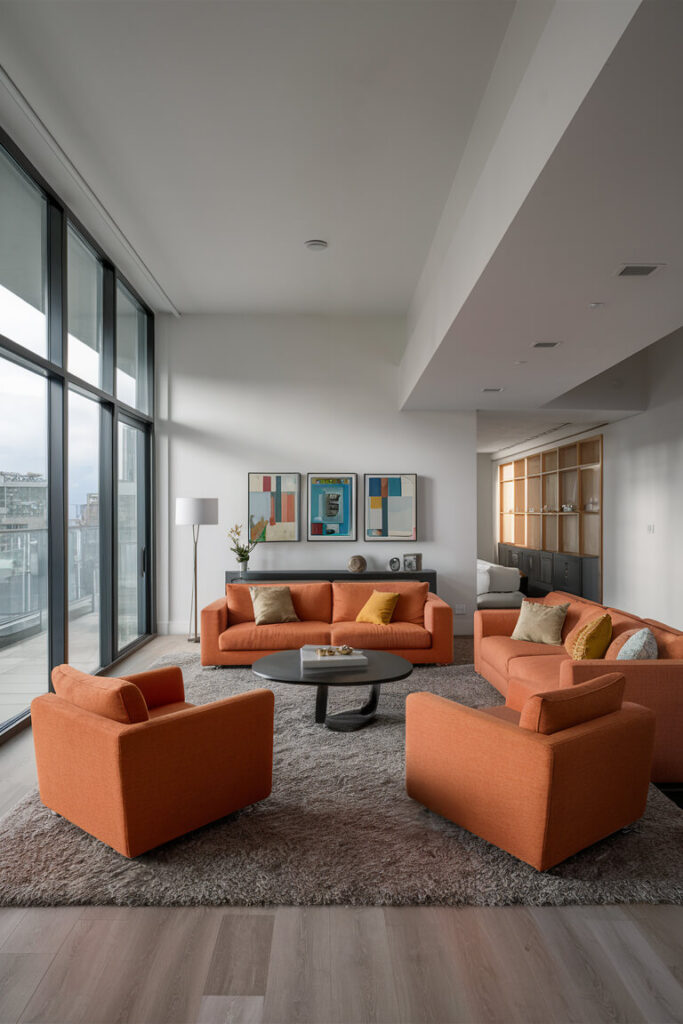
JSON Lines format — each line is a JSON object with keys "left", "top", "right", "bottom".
{"left": 364, "top": 474, "right": 417, "bottom": 541}
{"left": 403, "top": 553, "right": 422, "bottom": 572}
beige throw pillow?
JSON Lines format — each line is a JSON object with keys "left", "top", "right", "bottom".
{"left": 249, "top": 586, "right": 299, "bottom": 626}
{"left": 511, "top": 600, "right": 569, "bottom": 645}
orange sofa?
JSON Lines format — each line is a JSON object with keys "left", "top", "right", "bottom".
{"left": 201, "top": 580, "right": 453, "bottom": 667}
{"left": 31, "top": 664, "right": 274, "bottom": 857}
{"left": 406, "top": 673, "right": 655, "bottom": 871}
{"left": 474, "top": 590, "right": 683, "bottom": 781}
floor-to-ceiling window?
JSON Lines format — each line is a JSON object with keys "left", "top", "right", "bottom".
{"left": 0, "top": 131, "right": 154, "bottom": 737}
{"left": 0, "top": 359, "right": 48, "bottom": 723}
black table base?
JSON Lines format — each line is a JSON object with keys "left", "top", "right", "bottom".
{"left": 252, "top": 650, "right": 412, "bottom": 733}
{"left": 314, "top": 682, "right": 381, "bottom": 732}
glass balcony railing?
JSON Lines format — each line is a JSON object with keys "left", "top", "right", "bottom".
{"left": 0, "top": 525, "right": 103, "bottom": 726}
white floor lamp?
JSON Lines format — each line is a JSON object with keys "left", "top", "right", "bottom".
{"left": 176, "top": 497, "right": 219, "bottom": 643}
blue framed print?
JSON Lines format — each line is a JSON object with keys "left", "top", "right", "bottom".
{"left": 307, "top": 473, "right": 357, "bottom": 541}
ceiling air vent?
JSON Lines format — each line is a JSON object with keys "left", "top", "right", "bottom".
{"left": 532, "top": 341, "right": 561, "bottom": 349}
{"left": 482, "top": 387, "right": 504, "bottom": 393}
{"left": 617, "top": 263, "right": 663, "bottom": 277}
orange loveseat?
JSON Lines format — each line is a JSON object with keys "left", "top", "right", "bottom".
{"left": 201, "top": 580, "right": 453, "bottom": 666}
{"left": 474, "top": 591, "right": 683, "bottom": 782}
{"left": 406, "top": 673, "right": 655, "bottom": 871}
{"left": 31, "top": 664, "right": 274, "bottom": 857}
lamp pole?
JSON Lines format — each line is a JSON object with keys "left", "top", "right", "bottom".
{"left": 175, "top": 498, "right": 219, "bottom": 645}
{"left": 191, "top": 523, "right": 200, "bottom": 642}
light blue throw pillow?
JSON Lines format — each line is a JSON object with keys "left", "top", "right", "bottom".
{"left": 616, "top": 627, "right": 658, "bottom": 660}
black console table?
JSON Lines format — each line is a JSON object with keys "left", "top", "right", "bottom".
{"left": 225, "top": 569, "right": 438, "bottom": 594}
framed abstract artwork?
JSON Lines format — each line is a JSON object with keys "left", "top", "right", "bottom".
{"left": 364, "top": 474, "right": 417, "bottom": 541}
{"left": 307, "top": 473, "right": 357, "bottom": 541}
{"left": 248, "top": 473, "right": 300, "bottom": 542}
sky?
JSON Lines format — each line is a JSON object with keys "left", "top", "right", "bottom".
{"left": 0, "top": 356, "right": 99, "bottom": 511}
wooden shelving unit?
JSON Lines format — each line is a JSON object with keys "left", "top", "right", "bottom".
{"left": 498, "top": 435, "right": 602, "bottom": 558}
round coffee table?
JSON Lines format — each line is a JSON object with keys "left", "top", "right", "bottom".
{"left": 252, "top": 649, "right": 413, "bottom": 732}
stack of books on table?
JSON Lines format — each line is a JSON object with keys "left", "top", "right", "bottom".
{"left": 300, "top": 645, "right": 368, "bottom": 672}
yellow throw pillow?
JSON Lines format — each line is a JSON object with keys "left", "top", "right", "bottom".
{"left": 570, "top": 613, "right": 612, "bottom": 660}
{"left": 249, "top": 586, "right": 299, "bottom": 626}
{"left": 356, "top": 590, "right": 399, "bottom": 625}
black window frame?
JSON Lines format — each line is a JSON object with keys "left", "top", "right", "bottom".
{"left": 0, "top": 125, "right": 155, "bottom": 743}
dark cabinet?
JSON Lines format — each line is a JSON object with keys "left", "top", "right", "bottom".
{"left": 498, "top": 543, "right": 599, "bottom": 601}
{"left": 539, "top": 552, "right": 554, "bottom": 588}
{"left": 581, "top": 558, "right": 601, "bottom": 602}
{"left": 552, "top": 553, "right": 582, "bottom": 596}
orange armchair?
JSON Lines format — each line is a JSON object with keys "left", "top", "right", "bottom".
{"left": 406, "top": 674, "right": 655, "bottom": 871}
{"left": 31, "top": 664, "right": 274, "bottom": 858}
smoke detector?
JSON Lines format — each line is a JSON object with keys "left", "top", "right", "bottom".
{"left": 304, "top": 239, "right": 328, "bottom": 251}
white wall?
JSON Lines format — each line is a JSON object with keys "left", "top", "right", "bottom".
{"left": 156, "top": 314, "right": 477, "bottom": 635}
{"left": 602, "top": 330, "right": 683, "bottom": 628}
{"left": 476, "top": 452, "right": 495, "bottom": 563}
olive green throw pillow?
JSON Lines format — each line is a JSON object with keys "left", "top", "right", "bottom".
{"left": 249, "top": 586, "right": 299, "bottom": 626}
{"left": 511, "top": 600, "right": 570, "bottom": 646}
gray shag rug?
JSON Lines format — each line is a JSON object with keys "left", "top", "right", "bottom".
{"left": 1, "top": 654, "right": 681, "bottom": 907}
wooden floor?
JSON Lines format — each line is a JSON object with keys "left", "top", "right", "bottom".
{"left": 0, "top": 635, "right": 681, "bottom": 1024}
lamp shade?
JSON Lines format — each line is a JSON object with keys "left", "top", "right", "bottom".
{"left": 175, "top": 497, "right": 219, "bottom": 526}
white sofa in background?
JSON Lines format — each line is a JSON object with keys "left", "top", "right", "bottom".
{"left": 476, "top": 559, "right": 525, "bottom": 610}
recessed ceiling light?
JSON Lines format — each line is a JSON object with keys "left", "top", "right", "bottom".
{"left": 482, "top": 387, "right": 504, "bottom": 393}
{"left": 588, "top": 302, "right": 604, "bottom": 309}
{"left": 304, "top": 239, "right": 328, "bottom": 251}
{"left": 532, "top": 341, "right": 561, "bottom": 349}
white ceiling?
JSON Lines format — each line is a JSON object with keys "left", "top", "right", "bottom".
{"left": 0, "top": 0, "right": 514, "bottom": 315}
{"left": 404, "top": 0, "right": 683, "bottom": 424}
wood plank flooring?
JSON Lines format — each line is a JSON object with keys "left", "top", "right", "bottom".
{"left": 0, "top": 635, "right": 681, "bottom": 1024}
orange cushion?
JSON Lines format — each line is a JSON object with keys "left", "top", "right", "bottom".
{"left": 332, "top": 581, "right": 428, "bottom": 625}
{"left": 539, "top": 593, "right": 597, "bottom": 641}
{"left": 51, "top": 664, "right": 149, "bottom": 724}
{"left": 225, "top": 582, "right": 332, "bottom": 624}
{"left": 506, "top": 653, "right": 568, "bottom": 689}
{"left": 331, "top": 621, "right": 431, "bottom": 650}
{"left": 519, "top": 673, "right": 625, "bottom": 734}
{"left": 479, "top": 636, "right": 567, "bottom": 677}
{"left": 218, "top": 620, "right": 331, "bottom": 651}
{"left": 147, "top": 701, "right": 195, "bottom": 719}
{"left": 479, "top": 705, "right": 522, "bottom": 725}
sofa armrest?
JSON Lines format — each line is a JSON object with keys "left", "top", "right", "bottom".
{"left": 423, "top": 593, "right": 453, "bottom": 662}
{"left": 474, "top": 608, "right": 519, "bottom": 640}
{"left": 31, "top": 695, "right": 130, "bottom": 850}
{"left": 201, "top": 596, "right": 229, "bottom": 665}
{"left": 559, "top": 659, "right": 683, "bottom": 783}
{"left": 559, "top": 657, "right": 683, "bottom": 695}
{"left": 474, "top": 608, "right": 520, "bottom": 672}
{"left": 118, "top": 689, "right": 274, "bottom": 855}
{"left": 122, "top": 666, "right": 184, "bottom": 708}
